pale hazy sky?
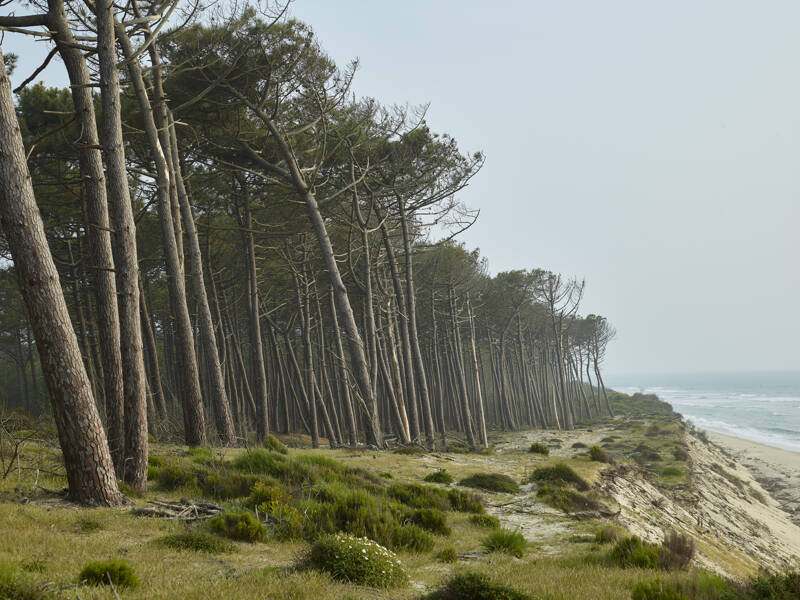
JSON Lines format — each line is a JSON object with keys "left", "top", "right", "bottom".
{"left": 3, "top": 1, "right": 799, "bottom": 376}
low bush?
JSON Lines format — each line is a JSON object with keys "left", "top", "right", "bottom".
{"left": 389, "top": 483, "right": 450, "bottom": 511}
{"left": 469, "top": 514, "right": 500, "bottom": 529}
{"left": 589, "top": 445, "right": 614, "bottom": 464}
{"left": 423, "top": 572, "right": 533, "bottom": 600}
{"left": 536, "top": 484, "right": 600, "bottom": 513}
{"left": 482, "top": 528, "right": 526, "bottom": 558}
{"left": 435, "top": 547, "right": 459, "bottom": 563}
{"left": 672, "top": 447, "right": 690, "bottom": 461}
{"left": 157, "top": 463, "right": 199, "bottom": 490}
{"left": 408, "top": 508, "right": 451, "bottom": 535}
{"left": 393, "top": 445, "right": 425, "bottom": 455}
{"left": 631, "top": 571, "right": 739, "bottom": 600}
{"left": 263, "top": 434, "right": 288, "bottom": 454}
{"left": 747, "top": 570, "right": 800, "bottom": 599}
{"left": 424, "top": 469, "right": 454, "bottom": 484}
{"left": 308, "top": 534, "right": 408, "bottom": 588}
{"left": 209, "top": 511, "right": 265, "bottom": 543}
{"left": 78, "top": 560, "right": 139, "bottom": 589}
{"left": 187, "top": 446, "right": 215, "bottom": 465}
{"left": 459, "top": 473, "right": 520, "bottom": 494}
{"left": 391, "top": 524, "right": 435, "bottom": 553}
{"left": 529, "top": 463, "right": 589, "bottom": 491}
{"left": 200, "top": 471, "right": 260, "bottom": 500}
{"left": 447, "top": 488, "right": 485, "bottom": 513}
{"left": 74, "top": 518, "right": 103, "bottom": 534}
{"left": 595, "top": 526, "right": 621, "bottom": 544}
{"left": 660, "top": 530, "right": 695, "bottom": 570}
{"left": 529, "top": 442, "right": 550, "bottom": 455}
{"left": 633, "top": 445, "right": 662, "bottom": 464}
{"left": 607, "top": 536, "right": 662, "bottom": 569}
{"left": 660, "top": 466, "right": 684, "bottom": 478}
{"left": 157, "top": 531, "right": 234, "bottom": 553}
{"left": 571, "top": 442, "right": 588, "bottom": 449}
{"left": 632, "top": 580, "right": 689, "bottom": 600}
{"left": 0, "top": 563, "right": 43, "bottom": 600}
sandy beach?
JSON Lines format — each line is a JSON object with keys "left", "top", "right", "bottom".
{"left": 707, "top": 431, "right": 800, "bottom": 526}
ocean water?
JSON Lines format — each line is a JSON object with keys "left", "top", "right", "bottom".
{"left": 608, "top": 371, "right": 800, "bottom": 452}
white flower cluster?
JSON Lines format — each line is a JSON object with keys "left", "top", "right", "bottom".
{"left": 330, "top": 534, "right": 403, "bottom": 569}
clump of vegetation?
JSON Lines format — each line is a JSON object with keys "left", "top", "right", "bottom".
{"left": 529, "top": 463, "right": 589, "bottom": 491}
{"left": 536, "top": 484, "right": 600, "bottom": 513}
{"left": 595, "top": 526, "right": 622, "bottom": 544}
{"left": 469, "top": 514, "right": 500, "bottom": 529}
{"left": 660, "top": 530, "right": 695, "bottom": 570}
{"left": 408, "top": 508, "right": 451, "bottom": 535}
{"left": 201, "top": 471, "right": 260, "bottom": 499}
{"left": 482, "top": 528, "right": 527, "bottom": 557}
{"left": 435, "top": 547, "right": 459, "bottom": 563}
{"left": 78, "top": 559, "right": 139, "bottom": 589}
{"left": 631, "top": 571, "right": 736, "bottom": 600}
{"left": 393, "top": 445, "right": 425, "bottom": 456}
{"left": 389, "top": 483, "right": 450, "bottom": 511}
{"left": 747, "top": 570, "right": 800, "bottom": 599}
{"left": 528, "top": 442, "right": 550, "bottom": 455}
{"left": 607, "top": 532, "right": 694, "bottom": 571}
{"left": 572, "top": 442, "right": 588, "bottom": 449}
{"left": 209, "top": 510, "right": 265, "bottom": 542}
{"left": 423, "top": 572, "right": 533, "bottom": 600}
{"left": 157, "top": 531, "right": 234, "bottom": 553}
{"left": 672, "top": 447, "right": 690, "bottom": 461}
{"left": 157, "top": 462, "right": 199, "bottom": 489}
{"left": 710, "top": 463, "right": 745, "bottom": 490}
{"left": 607, "top": 536, "right": 662, "bottom": 569}
{"left": 391, "top": 525, "right": 435, "bottom": 553}
{"left": 633, "top": 444, "right": 662, "bottom": 464}
{"left": 263, "top": 434, "right": 289, "bottom": 454}
{"left": 459, "top": 473, "right": 520, "bottom": 494}
{"left": 74, "top": 518, "right": 103, "bottom": 534}
{"left": 308, "top": 534, "right": 408, "bottom": 588}
{"left": 379, "top": 471, "right": 393, "bottom": 479}
{"left": 447, "top": 488, "right": 485, "bottom": 513}
{"left": 424, "top": 469, "right": 454, "bottom": 484}
{"left": 0, "top": 563, "right": 38, "bottom": 600}
{"left": 660, "top": 466, "right": 684, "bottom": 478}
{"left": 187, "top": 445, "right": 215, "bottom": 464}
{"left": 589, "top": 445, "right": 614, "bottom": 463}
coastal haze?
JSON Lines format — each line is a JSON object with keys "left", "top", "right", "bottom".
{"left": 3, "top": 1, "right": 799, "bottom": 376}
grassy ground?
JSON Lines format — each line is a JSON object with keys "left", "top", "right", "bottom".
{"left": 0, "top": 397, "right": 763, "bottom": 599}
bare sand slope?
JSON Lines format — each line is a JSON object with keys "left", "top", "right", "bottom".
{"left": 596, "top": 431, "right": 800, "bottom": 578}
{"left": 707, "top": 432, "right": 800, "bottom": 526}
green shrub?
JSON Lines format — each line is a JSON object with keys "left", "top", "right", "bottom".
{"left": 187, "top": 446, "right": 215, "bottom": 465}
{"left": 380, "top": 472, "right": 394, "bottom": 479}
{"left": 209, "top": 511, "right": 265, "bottom": 543}
{"left": 536, "top": 484, "right": 600, "bottom": 513}
{"left": 200, "top": 471, "right": 260, "bottom": 500}
{"left": 589, "top": 445, "right": 614, "bottom": 464}
{"left": 469, "top": 514, "right": 500, "bottom": 529}
{"left": 482, "top": 528, "right": 526, "bottom": 558}
{"left": 529, "top": 463, "right": 589, "bottom": 491}
{"left": 78, "top": 560, "right": 139, "bottom": 589}
{"left": 572, "top": 442, "right": 588, "bottom": 449}
{"left": 435, "top": 547, "right": 459, "bottom": 563}
{"left": 747, "top": 570, "right": 800, "bottom": 599}
{"left": 459, "top": 473, "right": 520, "bottom": 494}
{"left": 393, "top": 445, "right": 425, "bottom": 455}
{"left": 607, "top": 536, "right": 661, "bottom": 569}
{"left": 263, "top": 434, "right": 288, "bottom": 454}
{"left": 74, "top": 518, "right": 103, "bottom": 534}
{"left": 157, "top": 463, "right": 199, "bottom": 490}
{"left": 391, "top": 524, "right": 435, "bottom": 553}
{"left": 157, "top": 531, "right": 234, "bottom": 553}
{"left": 423, "top": 572, "right": 533, "bottom": 600}
{"left": 672, "top": 447, "right": 690, "bottom": 461}
{"left": 388, "top": 483, "right": 450, "bottom": 511}
{"left": 595, "top": 526, "right": 621, "bottom": 544}
{"left": 660, "top": 466, "right": 684, "bottom": 478}
{"left": 529, "top": 442, "right": 550, "bottom": 455}
{"left": 0, "top": 563, "right": 43, "bottom": 600}
{"left": 424, "top": 469, "right": 454, "bottom": 484}
{"left": 308, "top": 534, "right": 408, "bottom": 588}
{"left": 633, "top": 445, "right": 662, "bottom": 464}
{"left": 447, "top": 488, "right": 485, "bottom": 513}
{"left": 408, "top": 508, "right": 450, "bottom": 535}
{"left": 632, "top": 572, "right": 738, "bottom": 600}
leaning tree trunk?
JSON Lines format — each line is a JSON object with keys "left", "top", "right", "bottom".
{"left": 45, "top": 0, "right": 126, "bottom": 473}
{"left": 0, "top": 47, "right": 122, "bottom": 505}
{"left": 96, "top": 0, "right": 148, "bottom": 490}
{"left": 116, "top": 27, "right": 206, "bottom": 445}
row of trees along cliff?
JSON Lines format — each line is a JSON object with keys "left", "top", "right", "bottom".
{"left": 0, "top": 3, "right": 615, "bottom": 506}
